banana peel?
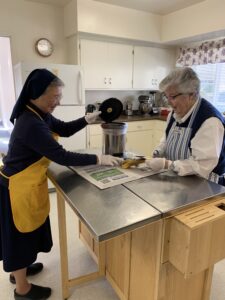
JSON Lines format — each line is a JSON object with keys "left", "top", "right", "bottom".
{"left": 121, "top": 158, "right": 146, "bottom": 169}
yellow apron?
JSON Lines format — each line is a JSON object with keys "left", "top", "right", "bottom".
{"left": 0, "top": 105, "right": 59, "bottom": 233}
{"left": 8, "top": 156, "right": 50, "bottom": 233}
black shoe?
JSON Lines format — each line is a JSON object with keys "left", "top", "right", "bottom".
{"left": 14, "top": 284, "right": 51, "bottom": 300}
{"left": 10, "top": 263, "right": 44, "bottom": 284}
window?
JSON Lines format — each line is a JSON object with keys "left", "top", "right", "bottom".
{"left": 0, "top": 36, "right": 15, "bottom": 130}
{"left": 192, "top": 63, "right": 225, "bottom": 113}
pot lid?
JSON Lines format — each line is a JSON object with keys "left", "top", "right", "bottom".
{"left": 99, "top": 98, "right": 123, "bottom": 122}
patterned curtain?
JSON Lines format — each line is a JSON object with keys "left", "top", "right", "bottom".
{"left": 176, "top": 38, "right": 225, "bottom": 66}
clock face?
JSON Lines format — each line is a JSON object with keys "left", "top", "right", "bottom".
{"left": 35, "top": 38, "right": 53, "bottom": 57}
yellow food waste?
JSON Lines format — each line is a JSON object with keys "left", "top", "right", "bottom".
{"left": 121, "top": 158, "right": 145, "bottom": 169}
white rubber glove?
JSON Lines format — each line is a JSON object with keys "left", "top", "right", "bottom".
{"left": 85, "top": 111, "right": 102, "bottom": 124}
{"left": 145, "top": 158, "right": 166, "bottom": 171}
{"left": 98, "top": 155, "right": 123, "bottom": 166}
{"left": 152, "top": 149, "right": 164, "bottom": 158}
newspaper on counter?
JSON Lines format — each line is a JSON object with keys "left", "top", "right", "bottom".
{"left": 70, "top": 163, "right": 163, "bottom": 189}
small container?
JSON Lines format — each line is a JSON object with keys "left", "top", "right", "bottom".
{"left": 125, "top": 101, "right": 133, "bottom": 116}
{"left": 161, "top": 107, "right": 170, "bottom": 116}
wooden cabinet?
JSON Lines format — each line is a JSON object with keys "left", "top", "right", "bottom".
{"left": 133, "top": 46, "right": 175, "bottom": 90}
{"left": 152, "top": 120, "right": 167, "bottom": 151}
{"left": 86, "top": 120, "right": 167, "bottom": 156}
{"left": 80, "top": 40, "right": 175, "bottom": 90}
{"left": 79, "top": 220, "right": 100, "bottom": 263}
{"left": 86, "top": 123, "right": 103, "bottom": 149}
{"left": 168, "top": 197, "right": 225, "bottom": 278}
{"left": 80, "top": 39, "right": 133, "bottom": 89}
{"left": 126, "top": 121, "right": 153, "bottom": 156}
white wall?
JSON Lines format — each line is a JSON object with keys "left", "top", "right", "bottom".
{"left": 0, "top": 0, "right": 68, "bottom": 65}
{"left": 161, "top": 0, "right": 225, "bottom": 43}
{"left": 64, "top": 0, "right": 225, "bottom": 46}
{"left": 64, "top": 0, "right": 162, "bottom": 43}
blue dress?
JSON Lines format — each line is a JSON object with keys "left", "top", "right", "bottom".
{"left": 0, "top": 103, "right": 97, "bottom": 272}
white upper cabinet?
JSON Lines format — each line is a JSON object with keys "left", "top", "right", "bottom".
{"left": 133, "top": 46, "right": 175, "bottom": 90}
{"left": 80, "top": 39, "right": 133, "bottom": 89}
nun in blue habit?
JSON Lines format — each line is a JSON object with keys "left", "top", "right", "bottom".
{"left": 0, "top": 68, "right": 110, "bottom": 300}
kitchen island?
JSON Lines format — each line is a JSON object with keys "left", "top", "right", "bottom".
{"left": 48, "top": 162, "right": 225, "bottom": 300}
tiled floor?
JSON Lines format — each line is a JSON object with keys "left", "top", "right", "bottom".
{"left": 0, "top": 192, "right": 225, "bottom": 299}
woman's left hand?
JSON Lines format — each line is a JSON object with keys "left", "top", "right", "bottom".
{"left": 146, "top": 158, "right": 166, "bottom": 171}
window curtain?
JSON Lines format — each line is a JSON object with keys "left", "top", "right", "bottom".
{"left": 176, "top": 38, "right": 225, "bottom": 66}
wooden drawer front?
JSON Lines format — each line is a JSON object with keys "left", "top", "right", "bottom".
{"left": 169, "top": 198, "right": 225, "bottom": 278}
{"left": 153, "top": 120, "right": 167, "bottom": 131}
{"left": 127, "top": 121, "right": 153, "bottom": 132}
{"left": 89, "top": 124, "right": 102, "bottom": 135}
{"left": 89, "top": 135, "right": 102, "bottom": 148}
{"left": 79, "top": 221, "right": 93, "bottom": 251}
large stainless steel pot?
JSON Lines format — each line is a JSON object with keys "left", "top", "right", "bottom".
{"left": 101, "top": 122, "right": 128, "bottom": 156}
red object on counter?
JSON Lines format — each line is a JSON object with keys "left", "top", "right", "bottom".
{"left": 160, "top": 108, "right": 170, "bottom": 116}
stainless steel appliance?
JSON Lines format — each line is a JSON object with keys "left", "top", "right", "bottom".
{"left": 138, "top": 95, "right": 152, "bottom": 115}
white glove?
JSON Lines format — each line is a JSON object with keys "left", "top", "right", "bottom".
{"left": 98, "top": 154, "right": 123, "bottom": 166}
{"left": 152, "top": 150, "right": 160, "bottom": 158}
{"left": 145, "top": 158, "right": 166, "bottom": 171}
{"left": 85, "top": 111, "right": 102, "bottom": 124}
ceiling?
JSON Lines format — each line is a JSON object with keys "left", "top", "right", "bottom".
{"left": 25, "top": 0, "right": 205, "bottom": 15}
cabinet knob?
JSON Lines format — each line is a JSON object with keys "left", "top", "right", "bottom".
{"left": 109, "top": 77, "right": 112, "bottom": 84}
{"left": 104, "top": 77, "right": 107, "bottom": 84}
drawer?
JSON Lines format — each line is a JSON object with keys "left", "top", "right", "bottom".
{"left": 127, "top": 121, "right": 153, "bottom": 132}
{"left": 89, "top": 124, "right": 102, "bottom": 135}
{"left": 153, "top": 120, "right": 167, "bottom": 131}
{"left": 79, "top": 221, "right": 93, "bottom": 251}
{"left": 168, "top": 198, "right": 225, "bottom": 278}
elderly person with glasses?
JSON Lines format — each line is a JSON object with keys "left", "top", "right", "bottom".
{"left": 146, "top": 67, "right": 225, "bottom": 186}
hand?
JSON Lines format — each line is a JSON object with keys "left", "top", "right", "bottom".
{"left": 152, "top": 150, "right": 160, "bottom": 158}
{"left": 145, "top": 158, "right": 166, "bottom": 171}
{"left": 85, "top": 111, "right": 102, "bottom": 124}
{"left": 152, "top": 149, "right": 163, "bottom": 158}
{"left": 98, "top": 155, "right": 123, "bottom": 166}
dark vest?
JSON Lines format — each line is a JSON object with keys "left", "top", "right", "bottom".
{"left": 166, "top": 98, "right": 225, "bottom": 183}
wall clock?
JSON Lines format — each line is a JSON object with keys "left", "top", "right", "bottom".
{"left": 35, "top": 38, "right": 54, "bottom": 57}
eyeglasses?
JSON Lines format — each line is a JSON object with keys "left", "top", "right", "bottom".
{"left": 163, "top": 93, "right": 184, "bottom": 102}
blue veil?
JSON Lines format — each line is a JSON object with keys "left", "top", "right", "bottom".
{"left": 10, "top": 69, "right": 58, "bottom": 124}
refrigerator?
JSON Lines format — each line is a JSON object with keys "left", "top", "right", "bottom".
{"left": 13, "top": 62, "right": 86, "bottom": 151}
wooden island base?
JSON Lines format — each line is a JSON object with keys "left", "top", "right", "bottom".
{"left": 57, "top": 189, "right": 225, "bottom": 300}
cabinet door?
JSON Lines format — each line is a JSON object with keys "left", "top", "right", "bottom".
{"left": 80, "top": 39, "right": 108, "bottom": 89}
{"left": 133, "top": 46, "right": 156, "bottom": 89}
{"left": 80, "top": 39, "right": 133, "bottom": 89}
{"left": 108, "top": 43, "right": 133, "bottom": 89}
{"left": 133, "top": 46, "right": 175, "bottom": 90}
{"left": 152, "top": 120, "right": 167, "bottom": 150}
{"left": 87, "top": 124, "right": 102, "bottom": 149}
{"left": 126, "top": 130, "right": 153, "bottom": 156}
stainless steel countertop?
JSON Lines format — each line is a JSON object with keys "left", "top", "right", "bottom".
{"left": 124, "top": 171, "right": 225, "bottom": 216}
{"left": 48, "top": 163, "right": 225, "bottom": 241}
{"left": 48, "top": 162, "right": 161, "bottom": 242}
